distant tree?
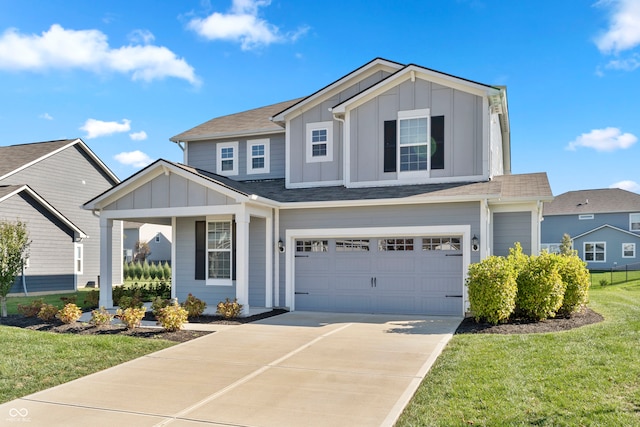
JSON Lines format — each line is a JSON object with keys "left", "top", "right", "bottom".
{"left": 559, "top": 233, "right": 576, "bottom": 256}
{"left": 134, "top": 240, "right": 151, "bottom": 262}
{"left": 0, "top": 220, "right": 30, "bottom": 317}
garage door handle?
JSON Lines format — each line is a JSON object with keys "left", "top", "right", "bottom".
{"left": 295, "top": 255, "right": 309, "bottom": 258}
{"left": 295, "top": 292, "right": 309, "bottom": 295}
{"left": 445, "top": 294, "right": 463, "bottom": 298}
{"left": 446, "top": 254, "right": 463, "bottom": 256}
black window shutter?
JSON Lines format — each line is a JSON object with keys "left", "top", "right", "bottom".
{"left": 195, "top": 221, "right": 206, "bottom": 280}
{"left": 431, "top": 116, "right": 445, "bottom": 170}
{"left": 383, "top": 120, "right": 397, "bottom": 173}
{"left": 232, "top": 221, "right": 237, "bottom": 281}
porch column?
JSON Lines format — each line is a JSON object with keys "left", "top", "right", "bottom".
{"left": 99, "top": 217, "right": 114, "bottom": 308}
{"left": 265, "top": 214, "right": 273, "bottom": 308}
{"left": 236, "top": 211, "right": 250, "bottom": 313}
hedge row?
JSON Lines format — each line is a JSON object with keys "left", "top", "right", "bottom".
{"left": 123, "top": 260, "right": 171, "bottom": 281}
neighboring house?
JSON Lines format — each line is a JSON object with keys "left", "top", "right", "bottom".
{"left": 85, "top": 58, "right": 552, "bottom": 315}
{"left": 0, "top": 139, "right": 122, "bottom": 293}
{"left": 542, "top": 188, "right": 640, "bottom": 270}
{"left": 123, "top": 221, "right": 172, "bottom": 263}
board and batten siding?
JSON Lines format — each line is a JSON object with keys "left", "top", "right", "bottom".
{"left": 2, "top": 193, "right": 75, "bottom": 293}
{"left": 2, "top": 144, "right": 121, "bottom": 287}
{"left": 248, "top": 217, "right": 266, "bottom": 307}
{"left": 349, "top": 79, "right": 484, "bottom": 184}
{"left": 276, "top": 202, "right": 481, "bottom": 307}
{"left": 493, "top": 212, "right": 532, "bottom": 257}
{"left": 186, "top": 134, "right": 286, "bottom": 180}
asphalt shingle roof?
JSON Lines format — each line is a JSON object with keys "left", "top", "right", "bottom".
{"left": 543, "top": 188, "right": 640, "bottom": 216}
{"left": 0, "top": 139, "right": 75, "bottom": 179}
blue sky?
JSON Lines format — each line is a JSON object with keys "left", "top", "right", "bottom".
{"left": 1, "top": 0, "right": 639, "bottom": 195}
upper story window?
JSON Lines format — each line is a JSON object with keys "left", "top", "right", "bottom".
{"left": 217, "top": 142, "right": 238, "bottom": 176}
{"left": 247, "top": 139, "right": 270, "bottom": 174}
{"left": 399, "top": 115, "right": 428, "bottom": 172}
{"left": 306, "top": 121, "right": 333, "bottom": 163}
{"left": 630, "top": 213, "right": 640, "bottom": 231}
{"left": 579, "top": 214, "right": 594, "bottom": 220}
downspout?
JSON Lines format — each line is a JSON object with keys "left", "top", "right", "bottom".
{"left": 21, "top": 263, "right": 27, "bottom": 296}
{"left": 332, "top": 113, "right": 347, "bottom": 186}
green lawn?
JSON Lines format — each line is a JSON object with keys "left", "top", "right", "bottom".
{"left": 397, "top": 279, "right": 640, "bottom": 426}
{"left": 5, "top": 289, "right": 97, "bottom": 314}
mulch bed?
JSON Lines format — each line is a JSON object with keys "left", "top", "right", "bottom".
{"left": 455, "top": 307, "right": 604, "bottom": 335}
{"left": 0, "top": 309, "right": 289, "bottom": 343}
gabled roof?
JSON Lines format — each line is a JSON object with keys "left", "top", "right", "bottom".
{"left": 169, "top": 98, "right": 303, "bottom": 143}
{"left": 0, "top": 185, "right": 87, "bottom": 238}
{"left": 572, "top": 224, "right": 640, "bottom": 241}
{"left": 0, "top": 138, "right": 119, "bottom": 184}
{"left": 543, "top": 188, "right": 640, "bottom": 216}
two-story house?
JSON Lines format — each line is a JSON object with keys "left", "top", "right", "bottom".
{"left": 85, "top": 58, "right": 552, "bottom": 315}
{"left": 0, "top": 139, "right": 122, "bottom": 294}
{"left": 542, "top": 188, "right": 640, "bottom": 270}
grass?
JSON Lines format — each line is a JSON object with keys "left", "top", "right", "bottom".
{"left": 0, "top": 326, "right": 174, "bottom": 404}
{"left": 397, "top": 278, "right": 640, "bottom": 426}
{"left": 5, "top": 289, "right": 97, "bottom": 315}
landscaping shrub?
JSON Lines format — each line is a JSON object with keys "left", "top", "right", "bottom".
{"left": 37, "top": 304, "right": 59, "bottom": 322}
{"left": 467, "top": 256, "right": 517, "bottom": 324}
{"left": 515, "top": 252, "right": 566, "bottom": 320}
{"left": 17, "top": 299, "right": 44, "bottom": 317}
{"left": 112, "top": 285, "right": 126, "bottom": 306}
{"left": 600, "top": 279, "right": 609, "bottom": 287}
{"left": 90, "top": 307, "right": 114, "bottom": 326}
{"left": 156, "top": 299, "right": 188, "bottom": 331}
{"left": 151, "top": 296, "right": 171, "bottom": 317}
{"left": 60, "top": 295, "right": 77, "bottom": 305}
{"left": 216, "top": 298, "right": 243, "bottom": 319}
{"left": 162, "top": 262, "right": 171, "bottom": 281}
{"left": 182, "top": 293, "right": 207, "bottom": 318}
{"left": 56, "top": 303, "right": 82, "bottom": 324}
{"left": 117, "top": 295, "right": 144, "bottom": 310}
{"left": 133, "top": 261, "right": 143, "bottom": 280}
{"left": 83, "top": 290, "right": 99, "bottom": 309}
{"left": 557, "top": 254, "right": 590, "bottom": 315}
{"left": 142, "top": 260, "right": 151, "bottom": 280}
{"left": 507, "top": 242, "right": 528, "bottom": 277}
{"left": 116, "top": 306, "right": 146, "bottom": 329}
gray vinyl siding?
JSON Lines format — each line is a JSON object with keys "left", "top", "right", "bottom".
{"left": 350, "top": 79, "right": 484, "bottom": 184}
{"left": 542, "top": 212, "right": 637, "bottom": 243}
{"left": 493, "top": 212, "right": 532, "bottom": 256}
{"left": 1, "top": 193, "right": 75, "bottom": 293}
{"left": 249, "top": 217, "right": 266, "bottom": 307}
{"left": 573, "top": 228, "right": 640, "bottom": 270}
{"left": 186, "top": 134, "right": 286, "bottom": 180}
{"left": 2, "top": 144, "right": 121, "bottom": 287}
{"left": 277, "top": 202, "right": 481, "bottom": 307}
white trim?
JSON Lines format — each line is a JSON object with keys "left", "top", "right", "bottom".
{"left": 284, "top": 179, "right": 344, "bottom": 189}
{"left": 622, "top": 242, "right": 636, "bottom": 258}
{"left": 265, "top": 214, "right": 273, "bottom": 308}
{"left": 579, "top": 214, "right": 594, "bottom": 220}
{"left": 205, "top": 217, "right": 234, "bottom": 287}
{"left": 247, "top": 138, "right": 270, "bottom": 175}
{"left": 630, "top": 213, "right": 640, "bottom": 232}
{"left": 306, "top": 121, "right": 334, "bottom": 163}
{"left": 490, "top": 203, "right": 539, "bottom": 255}
{"left": 573, "top": 223, "right": 640, "bottom": 240}
{"left": 583, "top": 241, "right": 606, "bottom": 263}
{"left": 171, "top": 216, "right": 177, "bottom": 300}
{"left": 217, "top": 141, "right": 239, "bottom": 176}
{"left": 100, "top": 205, "right": 243, "bottom": 220}
{"left": 285, "top": 121, "right": 291, "bottom": 188}
{"left": 284, "top": 225, "right": 470, "bottom": 315}
{"left": 74, "top": 243, "right": 83, "bottom": 275}
{"left": 345, "top": 174, "right": 486, "bottom": 188}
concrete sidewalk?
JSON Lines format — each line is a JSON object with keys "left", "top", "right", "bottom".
{"left": 0, "top": 312, "right": 460, "bottom": 426}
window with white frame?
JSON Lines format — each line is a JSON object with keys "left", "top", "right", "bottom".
{"left": 207, "top": 221, "right": 232, "bottom": 284}
{"left": 336, "top": 239, "right": 370, "bottom": 252}
{"left": 584, "top": 242, "right": 605, "bottom": 262}
{"left": 422, "top": 237, "right": 460, "bottom": 251}
{"left": 306, "top": 121, "right": 333, "bottom": 163}
{"left": 378, "top": 238, "right": 414, "bottom": 251}
{"left": 398, "top": 109, "right": 430, "bottom": 174}
{"left": 74, "top": 243, "right": 83, "bottom": 274}
{"left": 623, "top": 243, "right": 636, "bottom": 258}
{"left": 579, "top": 214, "right": 594, "bottom": 220}
{"left": 155, "top": 234, "right": 160, "bottom": 243}
{"left": 296, "top": 240, "right": 328, "bottom": 252}
{"left": 630, "top": 213, "right": 640, "bottom": 231}
{"left": 247, "top": 139, "right": 270, "bottom": 174}
{"left": 217, "top": 142, "right": 238, "bottom": 176}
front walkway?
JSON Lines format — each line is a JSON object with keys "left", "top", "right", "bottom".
{"left": 0, "top": 312, "right": 461, "bottom": 426}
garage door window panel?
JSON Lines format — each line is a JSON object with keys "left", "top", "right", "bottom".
{"left": 296, "top": 240, "right": 328, "bottom": 252}
{"left": 336, "top": 239, "right": 370, "bottom": 252}
{"left": 422, "top": 237, "right": 460, "bottom": 251}
{"left": 378, "top": 238, "right": 414, "bottom": 251}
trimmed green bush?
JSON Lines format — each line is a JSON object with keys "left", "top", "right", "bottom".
{"left": 162, "top": 261, "right": 171, "bottom": 281}
{"left": 156, "top": 299, "right": 188, "bottom": 331}
{"left": 515, "top": 252, "right": 566, "bottom": 320}
{"left": 56, "top": 303, "right": 82, "bottom": 324}
{"left": 151, "top": 296, "right": 171, "bottom": 317}
{"left": 182, "top": 293, "right": 206, "bottom": 318}
{"left": 507, "top": 242, "right": 528, "bottom": 277}
{"left": 467, "top": 256, "right": 517, "bottom": 324}
{"left": 90, "top": 307, "right": 114, "bottom": 326}
{"left": 557, "top": 254, "right": 590, "bottom": 315}
{"left": 116, "top": 306, "right": 146, "bottom": 329}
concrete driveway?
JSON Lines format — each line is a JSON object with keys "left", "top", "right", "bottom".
{"left": 0, "top": 312, "right": 460, "bottom": 427}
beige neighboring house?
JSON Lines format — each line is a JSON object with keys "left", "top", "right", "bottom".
{"left": 123, "top": 221, "right": 172, "bottom": 263}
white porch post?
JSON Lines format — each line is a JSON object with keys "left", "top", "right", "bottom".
{"left": 99, "top": 217, "right": 114, "bottom": 308}
{"left": 171, "top": 216, "right": 177, "bottom": 300}
{"left": 236, "top": 209, "right": 250, "bottom": 313}
{"left": 265, "top": 214, "right": 273, "bottom": 308}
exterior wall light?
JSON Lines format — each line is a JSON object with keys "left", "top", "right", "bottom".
{"left": 471, "top": 235, "right": 479, "bottom": 252}
{"left": 278, "top": 239, "right": 285, "bottom": 253}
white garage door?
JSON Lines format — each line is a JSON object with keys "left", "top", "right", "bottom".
{"left": 294, "top": 236, "right": 463, "bottom": 315}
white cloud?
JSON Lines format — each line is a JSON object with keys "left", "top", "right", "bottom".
{"left": 39, "top": 113, "right": 53, "bottom": 120}
{"left": 187, "top": 0, "right": 308, "bottom": 50}
{"left": 566, "top": 127, "right": 637, "bottom": 152}
{"left": 128, "top": 29, "right": 155, "bottom": 45}
{"left": 114, "top": 150, "right": 152, "bottom": 168}
{"left": 595, "top": 0, "right": 640, "bottom": 54}
{"left": 0, "top": 24, "right": 199, "bottom": 84}
{"left": 605, "top": 53, "right": 640, "bottom": 71}
{"left": 80, "top": 118, "right": 131, "bottom": 139}
{"left": 129, "top": 131, "right": 148, "bottom": 141}
{"left": 610, "top": 180, "right": 640, "bottom": 193}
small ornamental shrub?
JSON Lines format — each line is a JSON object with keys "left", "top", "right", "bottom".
{"left": 599, "top": 279, "right": 609, "bottom": 287}
{"left": 83, "top": 290, "right": 99, "bottom": 309}
{"left": 467, "top": 256, "right": 517, "bottom": 324}
{"left": 151, "top": 296, "right": 171, "bottom": 317}
{"left": 17, "top": 299, "right": 44, "bottom": 317}
{"left": 515, "top": 252, "right": 566, "bottom": 320}
{"left": 60, "top": 295, "right": 77, "bottom": 305}
{"left": 37, "top": 304, "right": 59, "bottom": 322}
{"left": 90, "top": 307, "right": 114, "bottom": 326}
{"left": 112, "top": 285, "right": 126, "bottom": 306}
{"left": 118, "top": 295, "right": 144, "bottom": 310}
{"left": 57, "top": 303, "right": 82, "bottom": 324}
{"left": 162, "top": 262, "right": 171, "bottom": 281}
{"left": 507, "top": 242, "right": 528, "bottom": 277}
{"left": 182, "top": 293, "right": 206, "bottom": 318}
{"left": 157, "top": 299, "right": 189, "bottom": 331}
{"left": 216, "top": 298, "right": 243, "bottom": 319}
{"left": 557, "top": 254, "right": 590, "bottom": 316}
{"left": 116, "top": 306, "right": 147, "bottom": 329}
